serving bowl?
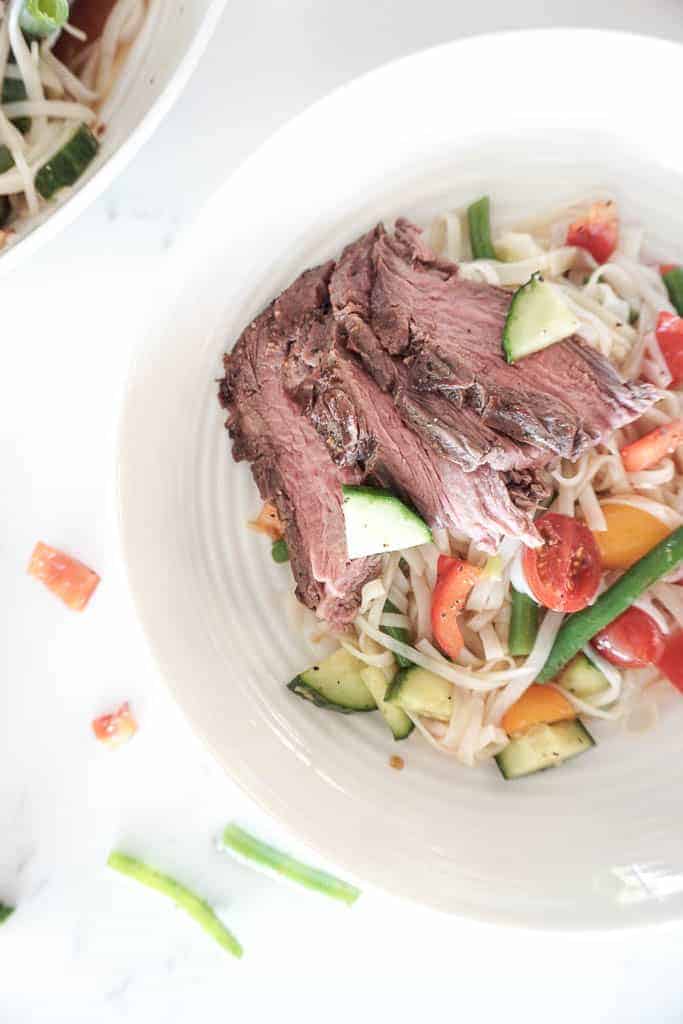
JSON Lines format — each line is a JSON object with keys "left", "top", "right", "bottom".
{"left": 118, "top": 30, "right": 683, "bottom": 930}
{"left": 0, "top": 0, "right": 228, "bottom": 275}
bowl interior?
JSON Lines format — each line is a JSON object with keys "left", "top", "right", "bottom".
{"left": 118, "top": 31, "right": 683, "bottom": 930}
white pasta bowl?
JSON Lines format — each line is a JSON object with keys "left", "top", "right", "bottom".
{"left": 0, "top": 0, "right": 227, "bottom": 275}
{"left": 118, "top": 30, "right": 683, "bottom": 930}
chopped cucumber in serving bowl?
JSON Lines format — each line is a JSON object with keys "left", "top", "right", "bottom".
{"left": 502, "top": 272, "right": 580, "bottom": 363}
{"left": 341, "top": 485, "right": 431, "bottom": 559}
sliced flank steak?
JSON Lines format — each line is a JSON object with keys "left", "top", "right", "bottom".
{"left": 329, "top": 220, "right": 656, "bottom": 466}
{"left": 283, "top": 316, "right": 541, "bottom": 552}
{"left": 219, "top": 262, "right": 381, "bottom": 627}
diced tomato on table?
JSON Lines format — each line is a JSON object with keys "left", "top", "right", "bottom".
{"left": 92, "top": 702, "right": 138, "bottom": 749}
{"left": 28, "top": 541, "right": 100, "bottom": 611}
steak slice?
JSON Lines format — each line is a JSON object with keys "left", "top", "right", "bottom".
{"left": 284, "top": 316, "right": 541, "bottom": 551}
{"left": 330, "top": 220, "right": 656, "bottom": 465}
{"left": 219, "top": 263, "right": 381, "bottom": 626}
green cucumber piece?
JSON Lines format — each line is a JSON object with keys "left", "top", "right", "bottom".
{"left": 538, "top": 526, "right": 683, "bottom": 682}
{"left": 2, "top": 75, "right": 30, "bottom": 134}
{"left": 107, "top": 851, "right": 243, "bottom": 958}
{"left": 222, "top": 824, "right": 360, "bottom": 905}
{"left": 663, "top": 267, "right": 683, "bottom": 316}
{"left": 556, "top": 652, "right": 608, "bottom": 698}
{"left": 381, "top": 599, "right": 412, "bottom": 668}
{"left": 385, "top": 665, "right": 453, "bottom": 722}
{"left": 467, "top": 195, "right": 496, "bottom": 260}
{"left": 495, "top": 720, "right": 595, "bottom": 780}
{"left": 502, "top": 273, "right": 579, "bottom": 363}
{"left": 508, "top": 587, "right": 538, "bottom": 657}
{"left": 35, "top": 124, "right": 99, "bottom": 200}
{"left": 287, "top": 648, "right": 376, "bottom": 713}
{"left": 0, "top": 902, "right": 14, "bottom": 924}
{"left": 341, "top": 485, "right": 431, "bottom": 559}
{"left": 360, "top": 666, "right": 413, "bottom": 741}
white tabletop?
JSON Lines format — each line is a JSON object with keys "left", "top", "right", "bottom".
{"left": 3, "top": 2, "right": 683, "bottom": 1021}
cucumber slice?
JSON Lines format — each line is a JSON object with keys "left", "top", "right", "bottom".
{"left": 381, "top": 599, "right": 412, "bottom": 668}
{"left": 385, "top": 666, "right": 454, "bottom": 722}
{"left": 502, "top": 273, "right": 579, "bottom": 364}
{"left": 341, "top": 485, "right": 431, "bottom": 559}
{"left": 360, "top": 666, "right": 414, "bottom": 741}
{"left": 35, "top": 124, "right": 99, "bottom": 200}
{"left": 556, "top": 652, "right": 608, "bottom": 698}
{"left": 495, "top": 719, "right": 595, "bottom": 780}
{"left": 288, "top": 648, "right": 376, "bottom": 713}
{"left": 2, "top": 75, "right": 30, "bottom": 134}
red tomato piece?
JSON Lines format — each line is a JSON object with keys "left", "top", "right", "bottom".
{"left": 92, "top": 702, "right": 138, "bottom": 749}
{"left": 620, "top": 418, "right": 683, "bottom": 474}
{"left": 658, "top": 631, "right": 683, "bottom": 691}
{"left": 660, "top": 264, "right": 678, "bottom": 277}
{"left": 431, "top": 559, "right": 481, "bottom": 660}
{"left": 592, "top": 607, "right": 665, "bottom": 668}
{"left": 28, "top": 542, "right": 100, "bottom": 611}
{"left": 437, "top": 554, "right": 458, "bottom": 579}
{"left": 566, "top": 201, "right": 618, "bottom": 264}
{"left": 522, "top": 513, "right": 601, "bottom": 613}
{"left": 656, "top": 312, "right": 683, "bottom": 388}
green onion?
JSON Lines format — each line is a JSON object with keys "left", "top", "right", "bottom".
{"left": 508, "top": 587, "right": 538, "bottom": 657}
{"left": 20, "top": 0, "right": 69, "bottom": 38}
{"left": 271, "top": 538, "right": 289, "bottom": 563}
{"left": 0, "top": 903, "right": 14, "bottom": 924}
{"left": 663, "top": 267, "right": 683, "bottom": 316}
{"left": 107, "top": 851, "right": 243, "bottom": 959}
{"left": 221, "top": 823, "right": 361, "bottom": 906}
{"left": 467, "top": 196, "right": 496, "bottom": 260}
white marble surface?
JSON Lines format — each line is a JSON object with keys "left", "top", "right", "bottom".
{"left": 3, "top": 2, "right": 683, "bottom": 1021}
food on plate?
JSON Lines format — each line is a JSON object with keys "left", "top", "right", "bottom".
{"left": 0, "top": 0, "right": 149, "bottom": 240}
{"left": 107, "top": 851, "right": 243, "bottom": 958}
{"left": 0, "top": 903, "right": 14, "bottom": 924}
{"left": 594, "top": 502, "right": 671, "bottom": 570}
{"left": 221, "top": 824, "right": 361, "bottom": 906}
{"left": 28, "top": 540, "right": 99, "bottom": 610}
{"left": 217, "top": 194, "right": 683, "bottom": 778}
{"left": 91, "top": 701, "right": 137, "bottom": 748}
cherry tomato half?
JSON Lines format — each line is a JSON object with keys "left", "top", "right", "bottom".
{"left": 657, "top": 631, "right": 683, "bottom": 692}
{"left": 522, "top": 513, "right": 601, "bottom": 612}
{"left": 592, "top": 607, "right": 665, "bottom": 668}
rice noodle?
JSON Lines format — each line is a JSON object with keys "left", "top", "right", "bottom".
{"left": 339, "top": 638, "right": 395, "bottom": 669}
